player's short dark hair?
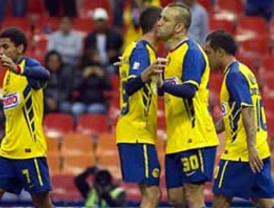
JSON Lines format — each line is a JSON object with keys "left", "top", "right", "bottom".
{"left": 0, "top": 27, "right": 28, "bottom": 53}
{"left": 140, "top": 6, "right": 162, "bottom": 34}
{"left": 206, "top": 30, "right": 238, "bottom": 56}
{"left": 167, "top": 3, "right": 192, "bottom": 30}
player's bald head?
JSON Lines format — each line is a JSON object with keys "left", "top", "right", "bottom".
{"left": 167, "top": 3, "right": 191, "bottom": 30}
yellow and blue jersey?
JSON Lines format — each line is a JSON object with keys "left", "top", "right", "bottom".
{"left": 116, "top": 40, "right": 158, "bottom": 144}
{"left": 0, "top": 57, "right": 50, "bottom": 159}
{"left": 220, "top": 61, "right": 270, "bottom": 161}
{"left": 164, "top": 39, "right": 219, "bottom": 154}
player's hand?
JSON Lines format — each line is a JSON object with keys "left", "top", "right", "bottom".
{"left": 0, "top": 54, "right": 17, "bottom": 73}
{"left": 153, "top": 58, "right": 168, "bottom": 74}
{"left": 113, "top": 56, "right": 122, "bottom": 67}
{"left": 155, "top": 73, "right": 164, "bottom": 88}
{"left": 248, "top": 145, "right": 263, "bottom": 173}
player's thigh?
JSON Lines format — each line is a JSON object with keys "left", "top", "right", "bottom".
{"left": 118, "top": 143, "right": 161, "bottom": 185}
{"left": 15, "top": 157, "right": 52, "bottom": 195}
{"left": 213, "top": 160, "right": 255, "bottom": 199}
{"left": 251, "top": 158, "right": 274, "bottom": 200}
{"left": 0, "top": 156, "right": 22, "bottom": 195}
{"left": 32, "top": 191, "right": 52, "bottom": 208}
{"left": 184, "top": 183, "right": 204, "bottom": 202}
{"left": 167, "top": 186, "right": 186, "bottom": 206}
{"left": 213, "top": 193, "right": 232, "bottom": 208}
{"left": 179, "top": 146, "right": 216, "bottom": 184}
{"left": 252, "top": 198, "right": 274, "bottom": 208}
{"left": 139, "top": 184, "right": 161, "bottom": 201}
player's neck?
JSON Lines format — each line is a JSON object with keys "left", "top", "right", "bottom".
{"left": 141, "top": 33, "right": 157, "bottom": 50}
{"left": 222, "top": 56, "right": 236, "bottom": 73}
{"left": 168, "top": 34, "right": 187, "bottom": 49}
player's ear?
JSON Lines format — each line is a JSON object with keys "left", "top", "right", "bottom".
{"left": 217, "top": 48, "right": 226, "bottom": 58}
{"left": 17, "top": 44, "right": 25, "bottom": 54}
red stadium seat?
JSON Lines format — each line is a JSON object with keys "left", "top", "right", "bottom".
{"left": 209, "top": 18, "right": 235, "bottom": 34}
{"left": 197, "top": 0, "right": 211, "bottom": 11}
{"left": 44, "top": 113, "right": 74, "bottom": 138}
{"left": 260, "top": 56, "right": 274, "bottom": 75}
{"left": 77, "top": 114, "right": 109, "bottom": 135}
{"left": 27, "top": 0, "right": 46, "bottom": 16}
{"left": 236, "top": 55, "right": 258, "bottom": 73}
{"left": 236, "top": 16, "right": 268, "bottom": 42}
{"left": 73, "top": 18, "right": 95, "bottom": 34}
{"left": 33, "top": 37, "right": 48, "bottom": 65}
{"left": 215, "top": 0, "right": 244, "bottom": 14}
{"left": 1, "top": 17, "right": 31, "bottom": 34}
{"left": 35, "top": 17, "right": 60, "bottom": 34}
{"left": 111, "top": 74, "right": 119, "bottom": 91}
{"left": 269, "top": 19, "right": 274, "bottom": 41}
{"left": 51, "top": 174, "right": 82, "bottom": 200}
{"left": 239, "top": 39, "right": 270, "bottom": 58}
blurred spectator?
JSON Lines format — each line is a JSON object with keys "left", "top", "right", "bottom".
{"left": 71, "top": 51, "right": 112, "bottom": 118}
{"left": 180, "top": 0, "right": 208, "bottom": 44}
{"left": 123, "top": 0, "right": 160, "bottom": 49}
{"left": 84, "top": 8, "right": 123, "bottom": 68}
{"left": 246, "top": 0, "right": 274, "bottom": 22}
{"left": 44, "top": 51, "right": 74, "bottom": 114}
{"left": 74, "top": 166, "right": 126, "bottom": 207}
{"left": 47, "top": 17, "right": 83, "bottom": 68}
{"left": 0, "top": 0, "right": 27, "bottom": 23}
{"left": 44, "top": 0, "right": 77, "bottom": 17}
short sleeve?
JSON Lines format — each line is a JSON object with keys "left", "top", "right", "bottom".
{"left": 226, "top": 71, "right": 253, "bottom": 106}
{"left": 181, "top": 48, "right": 205, "bottom": 88}
{"left": 128, "top": 47, "right": 150, "bottom": 78}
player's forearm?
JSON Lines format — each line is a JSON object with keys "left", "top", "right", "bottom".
{"left": 215, "top": 118, "right": 225, "bottom": 134}
{"left": 125, "top": 76, "right": 144, "bottom": 96}
{"left": 242, "top": 106, "right": 256, "bottom": 148}
{"left": 162, "top": 83, "right": 196, "bottom": 99}
{"left": 19, "top": 65, "right": 50, "bottom": 81}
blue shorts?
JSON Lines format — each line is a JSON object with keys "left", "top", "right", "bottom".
{"left": 165, "top": 146, "right": 217, "bottom": 188}
{"left": 118, "top": 143, "right": 161, "bottom": 185}
{"left": 0, "top": 156, "right": 52, "bottom": 195}
{"left": 213, "top": 158, "right": 274, "bottom": 199}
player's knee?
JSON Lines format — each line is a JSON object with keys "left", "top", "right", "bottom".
{"left": 146, "top": 186, "right": 161, "bottom": 204}
{"left": 32, "top": 192, "right": 52, "bottom": 208}
{"left": 213, "top": 194, "right": 231, "bottom": 208}
{"left": 168, "top": 193, "right": 183, "bottom": 207}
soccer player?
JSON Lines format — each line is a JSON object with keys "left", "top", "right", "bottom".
{"left": 156, "top": 3, "right": 219, "bottom": 208}
{"left": 205, "top": 30, "right": 274, "bottom": 208}
{"left": 0, "top": 28, "right": 52, "bottom": 208}
{"left": 116, "top": 6, "right": 165, "bottom": 208}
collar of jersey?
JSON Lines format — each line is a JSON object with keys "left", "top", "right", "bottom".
{"left": 139, "top": 39, "right": 156, "bottom": 55}
{"left": 169, "top": 38, "right": 189, "bottom": 53}
{"left": 224, "top": 60, "right": 238, "bottom": 75}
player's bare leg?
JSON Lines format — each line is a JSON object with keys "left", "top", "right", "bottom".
{"left": 139, "top": 184, "right": 161, "bottom": 208}
{"left": 0, "top": 188, "right": 5, "bottom": 199}
{"left": 184, "top": 183, "right": 205, "bottom": 208}
{"left": 213, "top": 193, "right": 232, "bottom": 208}
{"left": 32, "top": 191, "right": 52, "bottom": 208}
{"left": 252, "top": 197, "right": 274, "bottom": 208}
{"left": 167, "top": 187, "right": 187, "bottom": 208}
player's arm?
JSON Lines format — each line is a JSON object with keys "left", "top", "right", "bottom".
{"left": 215, "top": 118, "right": 225, "bottom": 134}
{"left": 125, "top": 47, "right": 165, "bottom": 96}
{"left": 158, "top": 48, "right": 203, "bottom": 99}
{"left": 0, "top": 55, "right": 50, "bottom": 89}
{"left": 227, "top": 71, "right": 263, "bottom": 173}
